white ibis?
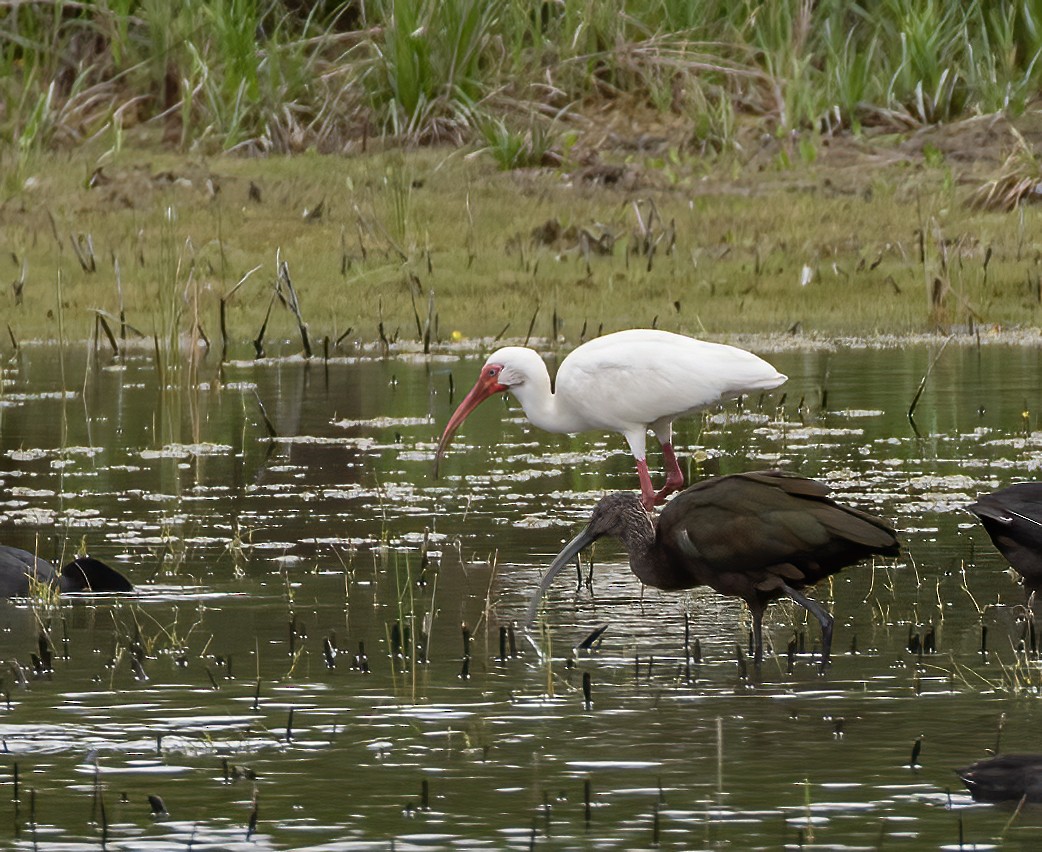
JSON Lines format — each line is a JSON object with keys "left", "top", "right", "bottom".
{"left": 957, "top": 754, "right": 1042, "bottom": 802}
{"left": 966, "top": 482, "right": 1042, "bottom": 596}
{"left": 0, "top": 546, "right": 133, "bottom": 597}
{"left": 435, "top": 329, "right": 786, "bottom": 509}
{"left": 525, "top": 470, "right": 901, "bottom": 664}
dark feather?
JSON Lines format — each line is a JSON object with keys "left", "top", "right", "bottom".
{"left": 967, "top": 483, "right": 1042, "bottom": 594}
{"left": 957, "top": 753, "right": 1042, "bottom": 802}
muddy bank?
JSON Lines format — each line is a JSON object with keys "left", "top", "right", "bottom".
{"left": 2, "top": 115, "right": 1041, "bottom": 351}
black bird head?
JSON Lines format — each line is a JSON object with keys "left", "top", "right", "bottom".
{"left": 59, "top": 557, "right": 134, "bottom": 594}
{"left": 525, "top": 492, "right": 651, "bottom": 628}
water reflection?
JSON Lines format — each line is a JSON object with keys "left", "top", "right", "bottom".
{"left": 0, "top": 339, "right": 1040, "bottom": 848}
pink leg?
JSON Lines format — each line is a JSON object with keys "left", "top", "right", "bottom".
{"left": 635, "top": 459, "right": 657, "bottom": 512}
{"left": 653, "top": 442, "right": 685, "bottom": 503}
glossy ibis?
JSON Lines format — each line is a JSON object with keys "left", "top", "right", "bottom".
{"left": 435, "top": 329, "right": 786, "bottom": 509}
{"left": 957, "top": 753, "right": 1042, "bottom": 802}
{"left": 526, "top": 470, "right": 900, "bottom": 664}
{"left": 966, "top": 482, "right": 1042, "bottom": 595}
{"left": 0, "top": 546, "right": 133, "bottom": 597}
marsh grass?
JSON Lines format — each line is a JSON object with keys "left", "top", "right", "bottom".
{"left": 7, "top": 3, "right": 1042, "bottom": 343}
{"left": 4, "top": 1, "right": 1042, "bottom": 158}
{"left": 4, "top": 133, "right": 1042, "bottom": 346}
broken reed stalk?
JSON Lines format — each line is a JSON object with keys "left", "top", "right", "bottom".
{"left": 910, "top": 736, "right": 922, "bottom": 767}
{"left": 254, "top": 291, "right": 277, "bottom": 359}
{"left": 524, "top": 306, "right": 539, "bottom": 347}
{"left": 459, "top": 624, "right": 471, "bottom": 679}
{"left": 99, "top": 791, "right": 108, "bottom": 845}
{"left": 716, "top": 717, "right": 724, "bottom": 795}
{"left": 94, "top": 312, "right": 119, "bottom": 356}
{"left": 246, "top": 792, "right": 258, "bottom": 839}
{"left": 424, "top": 288, "right": 435, "bottom": 354}
{"left": 276, "top": 253, "right": 312, "bottom": 358}
{"left": 409, "top": 278, "right": 424, "bottom": 338}
{"left": 220, "top": 264, "right": 261, "bottom": 361}
{"left": 113, "top": 255, "right": 126, "bottom": 351}
{"left": 253, "top": 391, "right": 277, "bottom": 438}
{"left": 908, "top": 335, "right": 954, "bottom": 423}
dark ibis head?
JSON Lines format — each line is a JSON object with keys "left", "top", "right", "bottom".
{"left": 526, "top": 492, "right": 648, "bottom": 627}
{"left": 60, "top": 556, "right": 135, "bottom": 594}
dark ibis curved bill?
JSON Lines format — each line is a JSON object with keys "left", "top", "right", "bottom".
{"left": 525, "top": 525, "right": 602, "bottom": 628}
{"left": 433, "top": 368, "right": 507, "bottom": 477}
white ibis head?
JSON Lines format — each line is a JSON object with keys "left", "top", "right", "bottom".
{"left": 434, "top": 348, "right": 536, "bottom": 476}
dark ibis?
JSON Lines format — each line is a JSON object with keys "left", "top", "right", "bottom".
{"left": 966, "top": 482, "right": 1042, "bottom": 595}
{"left": 435, "top": 329, "right": 786, "bottom": 509}
{"left": 0, "top": 546, "right": 133, "bottom": 598}
{"left": 526, "top": 470, "right": 900, "bottom": 664}
{"left": 957, "top": 753, "right": 1042, "bottom": 802}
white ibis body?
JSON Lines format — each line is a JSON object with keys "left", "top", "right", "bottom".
{"left": 526, "top": 470, "right": 901, "bottom": 664}
{"left": 435, "top": 330, "right": 786, "bottom": 509}
{"left": 0, "top": 546, "right": 133, "bottom": 598}
{"left": 966, "top": 482, "right": 1042, "bottom": 596}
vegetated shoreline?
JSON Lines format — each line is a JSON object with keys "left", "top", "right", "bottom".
{"left": 6, "top": 3, "right": 1042, "bottom": 347}
{"left": 8, "top": 325, "right": 1041, "bottom": 359}
{"left": 4, "top": 113, "right": 1042, "bottom": 347}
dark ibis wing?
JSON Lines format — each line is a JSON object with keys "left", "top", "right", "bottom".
{"left": 957, "top": 753, "right": 1042, "bottom": 802}
{"left": 659, "top": 471, "right": 899, "bottom": 589}
{"left": 0, "top": 546, "right": 57, "bottom": 597}
{"left": 967, "top": 483, "right": 1042, "bottom": 589}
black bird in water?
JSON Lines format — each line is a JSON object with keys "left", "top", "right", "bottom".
{"left": 526, "top": 470, "right": 900, "bottom": 664}
{"left": 966, "top": 483, "right": 1042, "bottom": 596}
{"left": 957, "top": 754, "right": 1042, "bottom": 802}
{"left": 0, "top": 546, "right": 133, "bottom": 598}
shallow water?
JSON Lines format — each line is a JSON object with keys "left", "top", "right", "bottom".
{"left": 0, "top": 338, "right": 1041, "bottom": 849}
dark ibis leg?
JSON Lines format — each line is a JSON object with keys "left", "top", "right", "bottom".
{"left": 782, "top": 583, "right": 834, "bottom": 664}
{"left": 653, "top": 442, "right": 685, "bottom": 504}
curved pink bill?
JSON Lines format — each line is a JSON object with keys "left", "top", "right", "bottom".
{"left": 432, "top": 369, "right": 506, "bottom": 478}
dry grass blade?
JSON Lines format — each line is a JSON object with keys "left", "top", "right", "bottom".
{"left": 970, "top": 127, "right": 1042, "bottom": 212}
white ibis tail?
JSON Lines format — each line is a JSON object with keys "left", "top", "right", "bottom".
{"left": 435, "top": 329, "right": 786, "bottom": 509}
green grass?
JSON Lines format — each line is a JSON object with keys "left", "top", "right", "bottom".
{"left": 3, "top": 141, "right": 1041, "bottom": 349}
{"left": 4, "top": 2, "right": 1042, "bottom": 346}
{"left": 3, "top": 1, "right": 1042, "bottom": 156}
